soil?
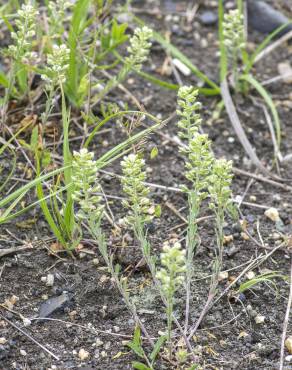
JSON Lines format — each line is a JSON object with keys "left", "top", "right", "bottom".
{"left": 1, "top": 0, "right": 292, "bottom": 369}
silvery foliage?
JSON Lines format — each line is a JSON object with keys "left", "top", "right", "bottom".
{"left": 8, "top": 1, "right": 39, "bottom": 63}
{"left": 121, "top": 153, "right": 153, "bottom": 224}
{"left": 156, "top": 242, "right": 186, "bottom": 296}
{"left": 41, "top": 44, "right": 70, "bottom": 85}
{"left": 72, "top": 149, "right": 104, "bottom": 223}
{"left": 208, "top": 158, "right": 233, "bottom": 211}
{"left": 177, "top": 86, "right": 214, "bottom": 200}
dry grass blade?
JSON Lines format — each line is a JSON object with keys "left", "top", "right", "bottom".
{"left": 0, "top": 244, "right": 33, "bottom": 258}
{"left": 0, "top": 312, "right": 59, "bottom": 360}
{"left": 279, "top": 251, "right": 292, "bottom": 370}
{"left": 221, "top": 79, "right": 274, "bottom": 178}
{"left": 254, "top": 30, "right": 292, "bottom": 64}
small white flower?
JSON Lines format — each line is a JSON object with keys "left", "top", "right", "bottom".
{"left": 41, "top": 44, "right": 70, "bottom": 85}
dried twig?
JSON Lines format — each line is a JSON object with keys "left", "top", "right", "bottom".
{"left": 221, "top": 79, "right": 274, "bottom": 177}
{"left": 0, "top": 312, "right": 59, "bottom": 360}
{"left": 254, "top": 30, "right": 292, "bottom": 64}
{"left": 279, "top": 251, "right": 292, "bottom": 370}
{"left": 0, "top": 245, "right": 33, "bottom": 258}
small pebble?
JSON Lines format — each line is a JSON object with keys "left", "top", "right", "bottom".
{"left": 241, "top": 232, "right": 250, "bottom": 241}
{"left": 271, "top": 232, "right": 281, "bottom": 240}
{"left": 20, "top": 349, "right": 27, "bottom": 356}
{"left": 22, "top": 318, "right": 31, "bottom": 327}
{"left": 255, "top": 315, "right": 265, "bottom": 324}
{"left": 78, "top": 348, "right": 90, "bottom": 361}
{"left": 95, "top": 338, "right": 104, "bottom": 347}
{"left": 0, "top": 338, "right": 7, "bottom": 345}
{"left": 218, "top": 271, "right": 229, "bottom": 281}
{"left": 278, "top": 62, "right": 292, "bottom": 84}
{"left": 285, "top": 337, "right": 292, "bottom": 354}
{"left": 265, "top": 207, "right": 280, "bottom": 222}
{"left": 100, "top": 275, "right": 109, "bottom": 284}
{"left": 246, "top": 271, "right": 255, "bottom": 280}
{"left": 46, "top": 274, "right": 54, "bottom": 287}
{"left": 223, "top": 235, "right": 234, "bottom": 245}
{"left": 199, "top": 10, "right": 217, "bottom": 26}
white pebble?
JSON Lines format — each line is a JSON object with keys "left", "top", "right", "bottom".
{"left": 265, "top": 208, "right": 280, "bottom": 222}
{"left": 20, "top": 349, "right": 27, "bottom": 356}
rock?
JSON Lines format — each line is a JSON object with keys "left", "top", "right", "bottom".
{"left": 247, "top": 0, "right": 292, "bottom": 36}
{"left": 0, "top": 338, "right": 6, "bottom": 345}
{"left": 38, "top": 292, "right": 70, "bottom": 318}
{"left": 199, "top": 10, "right": 218, "bottom": 26}
{"left": 278, "top": 62, "right": 292, "bottom": 84}
{"left": 285, "top": 337, "right": 292, "bottom": 354}
{"left": 265, "top": 207, "right": 280, "bottom": 222}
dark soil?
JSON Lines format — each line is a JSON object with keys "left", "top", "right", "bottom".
{"left": 1, "top": 0, "right": 292, "bottom": 369}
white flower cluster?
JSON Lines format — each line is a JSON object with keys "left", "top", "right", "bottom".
{"left": 177, "top": 86, "right": 214, "bottom": 198}
{"left": 223, "top": 9, "right": 245, "bottom": 55}
{"left": 41, "top": 44, "right": 70, "bottom": 85}
{"left": 48, "top": 0, "right": 72, "bottom": 18}
{"left": 156, "top": 242, "right": 186, "bottom": 296}
{"left": 177, "top": 86, "right": 202, "bottom": 141}
{"left": 8, "top": 1, "right": 39, "bottom": 62}
{"left": 72, "top": 149, "right": 104, "bottom": 223}
{"left": 121, "top": 153, "right": 153, "bottom": 224}
{"left": 125, "top": 26, "right": 153, "bottom": 70}
{"left": 208, "top": 158, "right": 233, "bottom": 211}
{"left": 48, "top": 0, "right": 73, "bottom": 37}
